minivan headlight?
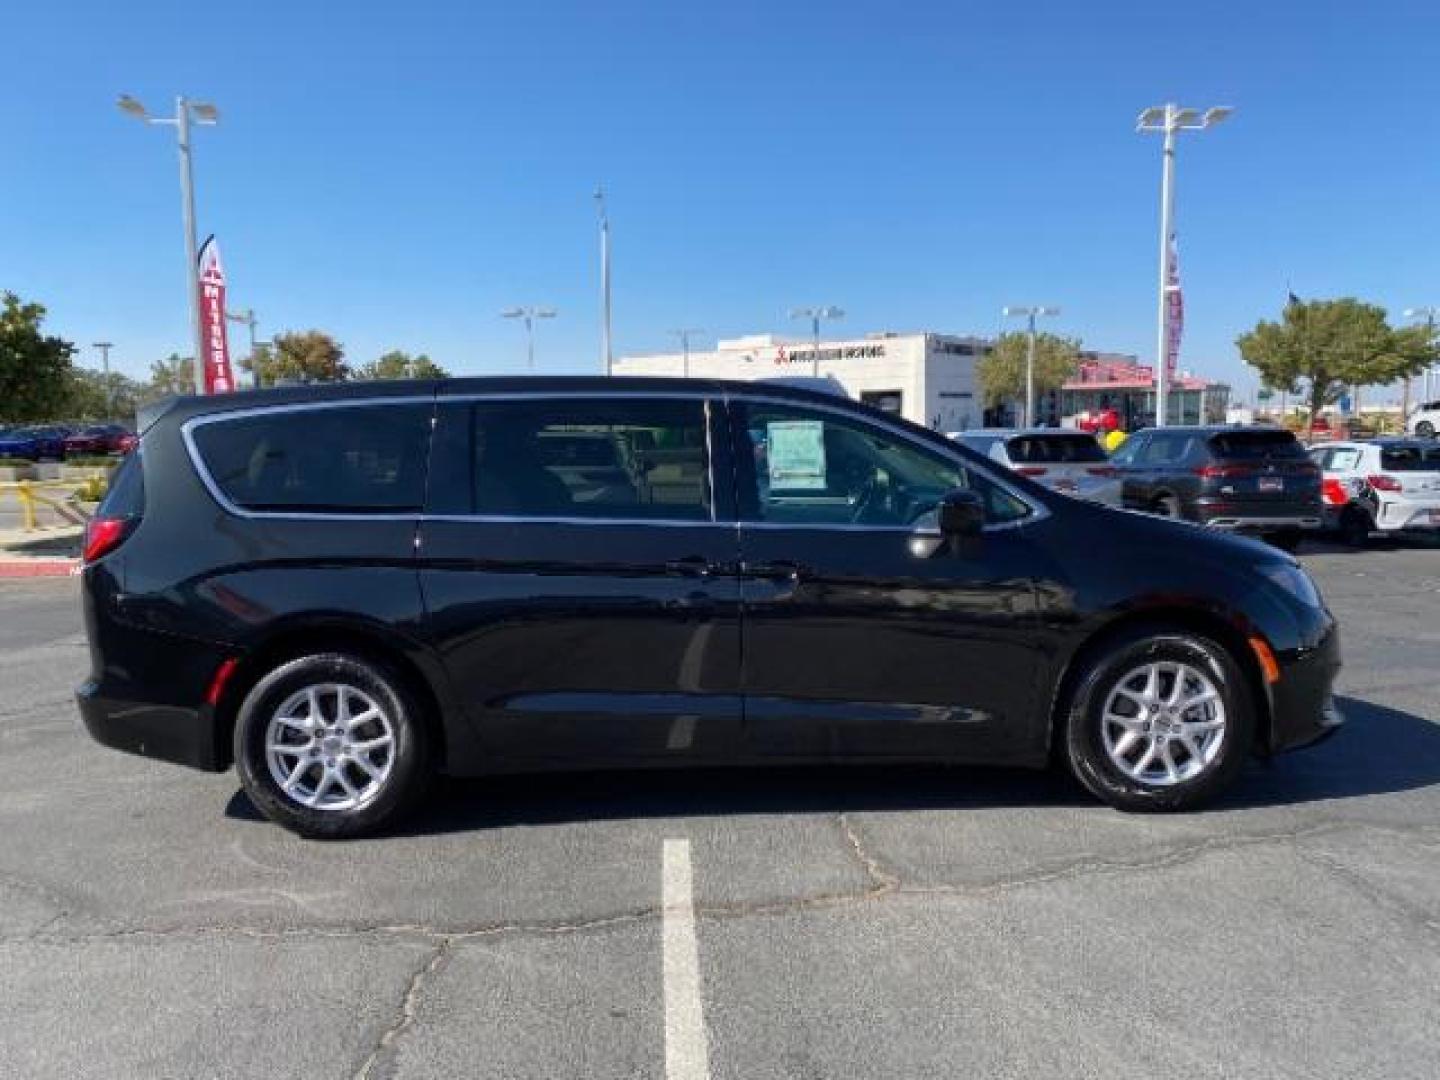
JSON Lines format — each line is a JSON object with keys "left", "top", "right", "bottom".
{"left": 1261, "top": 563, "right": 1322, "bottom": 609}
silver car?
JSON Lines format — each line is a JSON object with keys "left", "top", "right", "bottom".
{"left": 949, "top": 428, "right": 1122, "bottom": 507}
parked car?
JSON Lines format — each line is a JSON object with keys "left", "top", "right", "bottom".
{"left": 64, "top": 424, "right": 134, "bottom": 456}
{"left": 1310, "top": 438, "right": 1440, "bottom": 546}
{"left": 0, "top": 425, "right": 71, "bottom": 460}
{"left": 1109, "top": 425, "right": 1322, "bottom": 550}
{"left": 1406, "top": 400, "right": 1440, "bottom": 438}
{"left": 77, "top": 378, "right": 1341, "bottom": 837}
{"left": 949, "top": 428, "right": 1121, "bottom": 506}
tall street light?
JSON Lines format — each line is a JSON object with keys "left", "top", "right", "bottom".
{"left": 1403, "top": 306, "right": 1438, "bottom": 407}
{"left": 92, "top": 342, "right": 114, "bottom": 417}
{"left": 226, "top": 308, "right": 264, "bottom": 388}
{"left": 788, "top": 306, "right": 844, "bottom": 377}
{"left": 1002, "top": 306, "right": 1060, "bottom": 427}
{"left": 118, "top": 94, "right": 219, "bottom": 396}
{"left": 501, "top": 306, "right": 557, "bottom": 371}
{"left": 595, "top": 187, "right": 612, "bottom": 376}
{"left": 1137, "top": 103, "right": 1232, "bottom": 427}
{"left": 669, "top": 328, "right": 704, "bottom": 377}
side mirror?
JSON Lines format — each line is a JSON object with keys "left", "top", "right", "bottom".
{"left": 938, "top": 488, "right": 985, "bottom": 538}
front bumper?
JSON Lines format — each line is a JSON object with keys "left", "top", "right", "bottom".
{"left": 1267, "top": 620, "right": 1344, "bottom": 754}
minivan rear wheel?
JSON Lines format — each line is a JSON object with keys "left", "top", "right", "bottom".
{"left": 1063, "top": 629, "right": 1255, "bottom": 812}
{"left": 234, "top": 653, "right": 430, "bottom": 838}
{"left": 1152, "top": 494, "right": 1182, "bottom": 519}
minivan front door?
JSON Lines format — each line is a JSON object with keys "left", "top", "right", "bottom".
{"left": 728, "top": 399, "right": 1048, "bottom": 763}
{"left": 417, "top": 394, "right": 742, "bottom": 767}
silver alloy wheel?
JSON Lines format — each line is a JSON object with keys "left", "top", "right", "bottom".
{"left": 1101, "top": 660, "right": 1226, "bottom": 787}
{"left": 264, "top": 682, "right": 396, "bottom": 811}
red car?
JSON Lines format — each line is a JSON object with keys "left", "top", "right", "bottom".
{"left": 64, "top": 424, "right": 134, "bottom": 456}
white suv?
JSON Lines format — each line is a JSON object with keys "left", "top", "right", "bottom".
{"left": 1310, "top": 438, "right": 1440, "bottom": 545}
{"left": 1407, "top": 400, "right": 1440, "bottom": 438}
{"left": 950, "top": 428, "right": 1122, "bottom": 507}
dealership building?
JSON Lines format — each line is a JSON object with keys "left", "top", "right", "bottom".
{"left": 614, "top": 332, "right": 991, "bottom": 432}
{"left": 615, "top": 333, "right": 1230, "bottom": 433}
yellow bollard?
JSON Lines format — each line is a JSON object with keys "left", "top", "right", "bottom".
{"left": 17, "top": 480, "right": 37, "bottom": 531}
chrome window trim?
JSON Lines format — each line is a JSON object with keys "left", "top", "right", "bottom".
{"left": 179, "top": 386, "right": 1048, "bottom": 531}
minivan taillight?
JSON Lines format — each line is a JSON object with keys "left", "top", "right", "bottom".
{"left": 1016, "top": 466, "right": 1048, "bottom": 477}
{"left": 1367, "top": 474, "right": 1403, "bottom": 493}
{"left": 1086, "top": 466, "right": 1117, "bottom": 477}
{"left": 83, "top": 516, "right": 136, "bottom": 563}
{"left": 1194, "top": 464, "right": 1255, "bottom": 479}
{"left": 1321, "top": 479, "right": 1351, "bottom": 506}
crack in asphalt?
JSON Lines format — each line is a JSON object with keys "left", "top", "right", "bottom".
{"left": 1294, "top": 846, "right": 1440, "bottom": 939}
{"left": 353, "top": 937, "right": 453, "bottom": 1080}
{"left": 8, "top": 818, "right": 1439, "bottom": 950}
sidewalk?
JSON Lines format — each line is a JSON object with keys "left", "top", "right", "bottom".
{"left": 0, "top": 525, "right": 83, "bottom": 578}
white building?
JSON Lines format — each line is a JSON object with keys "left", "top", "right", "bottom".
{"left": 614, "top": 331, "right": 989, "bottom": 431}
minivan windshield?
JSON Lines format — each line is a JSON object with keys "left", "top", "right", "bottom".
{"left": 1207, "top": 430, "right": 1307, "bottom": 460}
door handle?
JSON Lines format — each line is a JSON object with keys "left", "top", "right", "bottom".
{"left": 665, "top": 556, "right": 716, "bottom": 578}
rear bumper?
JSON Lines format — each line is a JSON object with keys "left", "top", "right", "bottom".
{"left": 76, "top": 681, "right": 227, "bottom": 771}
{"left": 1267, "top": 620, "right": 1344, "bottom": 754}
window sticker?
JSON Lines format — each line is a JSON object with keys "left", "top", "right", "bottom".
{"left": 767, "top": 420, "right": 827, "bottom": 490}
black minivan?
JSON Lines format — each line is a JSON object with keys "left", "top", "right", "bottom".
{"left": 78, "top": 379, "right": 1342, "bottom": 837}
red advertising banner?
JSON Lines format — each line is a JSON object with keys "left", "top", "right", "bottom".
{"left": 1164, "top": 232, "right": 1184, "bottom": 374}
{"left": 197, "top": 236, "right": 236, "bottom": 393}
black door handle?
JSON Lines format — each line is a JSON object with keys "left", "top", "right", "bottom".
{"left": 665, "top": 556, "right": 716, "bottom": 578}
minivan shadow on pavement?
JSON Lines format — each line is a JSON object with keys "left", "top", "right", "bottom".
{"left": 223, "top": 696, "right": 1440, "bottom": 836}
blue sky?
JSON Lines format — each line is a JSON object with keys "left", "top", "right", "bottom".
{"left": 2, "top": 0, "right": 1437, "bottom": 401}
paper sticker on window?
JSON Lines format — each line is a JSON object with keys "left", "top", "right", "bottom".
{"left": 767, "top": 421, "right": 827, "bottom": 490}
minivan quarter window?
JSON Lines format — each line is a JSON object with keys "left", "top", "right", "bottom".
{"left": 427, "top": 396, "right": 714, "bottom": 521}
{"left": 190, "top": 402, "right": 433, "bottom": 514}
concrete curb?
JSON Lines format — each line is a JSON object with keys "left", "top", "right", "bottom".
{"left": 0, "top": 558, "right": 81, "bottom": 579}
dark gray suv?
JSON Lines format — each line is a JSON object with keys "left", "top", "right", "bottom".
{"left": 1111, "top": 426, "right": 1322, "bottom": 550}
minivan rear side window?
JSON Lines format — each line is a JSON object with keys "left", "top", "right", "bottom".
{"left": 1208, "top": 430, "right": 1306, "bottom": 460}
{"left": 1005, "top": 433, "right": 1108, "bottom": 464}
{"left": 428, "top": 397, "right": 713, "bottom": 521}
{"left": 1380, "top": 443, "right": 1440, "bottom": 471}
{"left": 97, "top": 448, "right": 144, "bottom": 518}
{"left": 191, "top": 403, "right": 432, "bottom": 513}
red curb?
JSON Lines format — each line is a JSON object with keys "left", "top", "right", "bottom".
{"left": 0, "top": 559, "right": 81, "bottom": 578}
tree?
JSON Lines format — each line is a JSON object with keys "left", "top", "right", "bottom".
{"left": 66, "top": 368, "right": 144, "bottom": 422}
{"left": 1237, "top": 298, "right": 1437, "bottom": 432}
{"left": 0, "top": 291, "right": 77, "bottom": 422}
{"left": 354, "top": 349, "right": 449, "bottom": 381}
{"left": 243, "top": 330, "right": 348, "bottom": 386}
{"left": 977, "top": 332, "right": 1081, "bottom": 417}
{"left": 145, "top": 353, "right": 196, "bottom": 400}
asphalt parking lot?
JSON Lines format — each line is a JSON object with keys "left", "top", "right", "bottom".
{"left": 2, "top": 542, "right": 1438, "bottom": 1079}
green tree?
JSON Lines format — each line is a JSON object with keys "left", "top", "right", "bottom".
{"left": 66, "top": 368, "right": 144, "bottom": 422}
{"left": 243, "top": 330, "right": 348, "bottom": 386}
{"left": 0, "top": 291, "right": 77, "bottom": 422}
{"left": 1237, "top": 298, "right": 1437, "bottom": 433}
{"left": 145, "top": 353, "right": 196, "bottom": 400}
{"left": 977, "top": 332, "right": 1081, "bottom": 415}
{"left": 354, "top": 349, "right": 449, "bottom": 381}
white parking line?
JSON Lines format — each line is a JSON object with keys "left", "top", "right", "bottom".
{"left": 662, "top": 838, "right": 711, "bottom": 1080}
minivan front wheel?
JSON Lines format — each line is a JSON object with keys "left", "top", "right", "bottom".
{"left": 1063, "top": 630, "right": 1254, "bottom": 812}
{"left": 235, "top": 653, "right": 429, "bottom": 838}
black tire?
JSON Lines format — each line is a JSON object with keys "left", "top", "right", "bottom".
{"left": 1416, "top": 420, "right": 1435, "bottom": 438}
{"left": 1338, "top": 506, "right": 1371, "bottom": 548}
{"left": 234, "top": 653, "right": 431, "bottom": 839}
{"left": 1262, "top": 529, "right": 1303, "bottom": 553}
{"left": 1063, "top": 628, "right": 1256, "bottom": 812}
{"left": 1152, "top": 494, "right": 1182, "bottom": 519}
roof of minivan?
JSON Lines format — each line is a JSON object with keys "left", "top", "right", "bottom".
{"left": 135, "top": 375, "right": 893, "bottom": 435}
{"left": 1128, "top": 425, "right": 1295, "bottom": 437}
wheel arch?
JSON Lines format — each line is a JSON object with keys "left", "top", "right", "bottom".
{"left": 1046, "top": 606, "right": 1273, "bottom": 760}
{"left": 213, "top": 618, "right": 452, "bottom": 772}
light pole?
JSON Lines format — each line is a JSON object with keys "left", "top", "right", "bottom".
{"left": 1002, "top": 306, "right": 1060, "bottom": 427}
{"left": 501, "top": 306, "right": 557, "bottom": 371}
{"left": 788, "top": 306, "right": 844, "bottom": 377}
{"left": 595, "top": 187, "right": 612, "bottom": 375}
{"left": 669, "top": 329, "right": 704, "bottom": 377}
{"left": 118, "top": 94, "right": 219, "bottom": 397}
{"left": 92, "top": 342, "right": 114, "bottom": 417}
{"left": 1137, "top": 103, "right": 1232, "bottom": 427}
{"left": 1403, "top": 306, "right": 1438, "bottom": 409}
{"left": 226, "top": 308, "right": 263, "bottom": 388}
